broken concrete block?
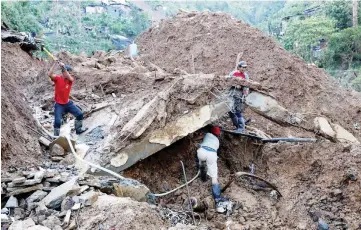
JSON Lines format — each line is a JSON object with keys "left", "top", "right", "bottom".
{"left": 41, "top": 177, "right": 80, "bottom": 209}
{"left": 51, "top": 144, "right": 65, "bottom": 156}
{"left": 39, "top": 137, "right": 51, "bottom": 147}
{"left": 27, "top": 190, "right": 48, "bottom": 203}
{"left": 113, "top": 179, "right": 150, "bottom": 202}
{"left": 12, "top": 177, "right": 26, "bottom": 184}
{"left": 9, "top": 218, "right": 35, "bottom": 230}
{"left": 5, "top": 195, "right": 19, "bottom": 208}
{"left": 332, "top": 124, "right": 360, "bottom": 144}
{"left": 79, "top": 191, "right": 98, "bottom": 206}
{"left": 314, "top": 117, "right": 336, "bottom": 139}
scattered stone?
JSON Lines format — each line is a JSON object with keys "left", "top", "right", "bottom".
{"left": 51, "top": 156, "right": 64, "bottom": 162}
{"left": 1, "top": 208, "right": 9, "bottom": 214}
{"left": 9, "top": 218, "right": 36, "bottom": 230}
{"left": 71, "top": 203, "right": 81, "bottom": 210}
{"left": 79, "top": 185, "right": 89, "bottom": 194}
{"left": 63, "top": 210, "right": 71, "bottom": 227}
{"left": 27, "top": 190, "right": 48, "bottom": 204}
{"left": 14, "top": 207, "right": 25, "bottom": 220}
{"left": 5, "top": 195, "right": 19, "bottom": 208}
{"left": 42, "top": 181, "right": 51, "bottom": 187}
{"left": 9, "top": 184, "right": 43, "bottom": 196}
{"left": 113, "top": 179, "right": 150, "bottom": 202}
{"left": 7, "top": 179, "right": 42, "bottom": 188}
{"left": 19, "top": 198, "right": 26, "bottom": 209}
{"left": 34, "top": 170, "right": 45, "bottom": 181}
{"left": 314, "top": 117, "right": 336, "bottom": 139}
{"left": 1, "top": 214, "right": 9, "bottom": 223}
{"left": 45, "top": 169, "right": 58, "bottom": 178}
{"left": 35, "top": 203, "right": 48, "bottom": 216}
{"left": 51, "top": 144, "right": 65, "bottom": 156}
{"left": 45, "top": 176, "right": 61, "bottom": 183}
{"left": 331, "top": 189, "right": 343, "bottom": 197}
{"left": 2, "top": 177, "right": 13, "bottom": 183}
{"left": 61, "top": 196, "right": 75, "bottom": 211}
{"left": 42, "top": 215, "right": 62, "bottom": 230}
{"left": 79, "top": 191, "right": 98, "bottom": 206}
{"left": 72, "top": 196, "right": 80, "bottom": 203}
{"left": 12, "top": 177, "right": 26, "bottom": 184}
{"left": 60, "top": 172, "right": 71, "bottom": 182}
{"left": 332, "top": 123, "right": 360, "bottom": 144}
{"left": 66, "top": 220, "right": 76, "bottom": 230}
{"left": 27, "top": 225, "right": 51, "bottom": 230}
{"left": 41, "top": 177, "right": 80, "bottom": 209}
{"left": 39, "top": 136, "right": 51, "bottom": 147}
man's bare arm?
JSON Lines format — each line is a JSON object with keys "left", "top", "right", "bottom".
{"left": 59, "top": 62, "right": 74, "bottom": 82}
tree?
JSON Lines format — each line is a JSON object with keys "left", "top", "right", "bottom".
{"left": 353, "top": 0, "right": 358, "bottom": 27}
{"left": 283, "top": 16, "right": 335, "bottom": 62}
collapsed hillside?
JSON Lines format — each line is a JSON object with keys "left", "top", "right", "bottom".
{"left": 1, "top": 11, "right": 361, "bottom": 230}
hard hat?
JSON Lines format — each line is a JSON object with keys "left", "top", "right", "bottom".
{"left": 211, "top": 126, "right": 221, "bottom": 136}
{"left": 238, "top": 61, "right": 247, "bottom": 68}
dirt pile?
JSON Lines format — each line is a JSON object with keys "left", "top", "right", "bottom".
{"left": 137, "top": 11, "right": 361, "bottom": 140}
{"left": 1, "top": 43, "right": 46, "bottom": 169}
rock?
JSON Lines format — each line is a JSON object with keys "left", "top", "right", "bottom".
{"left": 51, "top": 156, "right": 64, "bottom": 162}
{"left": 41, "top": 177, "right": 80, "bottom": 209}
{"left": 331, "top": 189, "right": 343, "bottom": 198}
{"left": 42, "top": 181, "right": 51, "bottom": 187}
{"left": 45, "top": 169, "right": 58, "bottom": 178}
{"left": 79, "top": 191, "right": 98, "bottom": 206}
{"left": 332, "top": 124, "right": 360, "bottom": 144}
{"left": 9, "top": 184, "right": 43, "bottom": 196}
{"left": 63, "top": 210, "right": 71, "bottom": 227}
{"left": 27, "top": 225, "right": 51, "bottom": 230}
{"left": 1, "top": 214, "right": 9, "bottom": 223}
{"left": 9, "top": 218, "right": 36, "bottom": 230}
{"left": 35, "top": 203, "right": 48, "bottom": 215}
{"left": 79, "top": 185, "right": 89, "bottom": 194}
{"left": 1, "top": 208, "right": 9, "bottom": 214}
{"left": 71, "top": 203, "right": 81, "bottom": 210}
{"left": 2, "top": 177, "right": 13, "bottom": 183}
{"left": 113, "top": 179, "right": 150, "bottom": 202}
{"left": 5, "top": 195, "right": 19, "bottom": 208}
{"left": 12, "top": 177, "right": 26, "bottom": 184}
{"left": 51, "top": 144, "right": 65, "bottom": 156}
{"left": 61, "top": 196, "right": 75, "bottom": 211}
{"left": 7, "top": 179, "right": 42, "bottom": 187}
{"left": 27, "top": 190, "right": 48, "bottom": 204}
{"left": 42, "top": 215, "right": 62, "bottom": 229}
{"left": 34, "top": 170, "right": 45, "bottom": 181}
{"left": 66, "top": 220, "right": 76, "bottom": 230}
{"left": 45, "top": 176, "right": 61, "bottom": 183}
{"left": 39, "top": 137, "right": 51, "bottom": 147}
{"left": 19, "top": 198, "right": 26, "bottom": 209}
{"left": 314, "top": 117, "right": 336, "bottom": 139}
{"left": 60, "top": 172, "right": 71, "bottom": 183}
{"left": 95, "top": 62, "right": 105, "bottom": 69}
{"left": 14, "top": 207, "right": 25, "bottom": 220}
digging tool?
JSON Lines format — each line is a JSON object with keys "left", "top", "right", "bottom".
{"left": 42, "top": 46, "right": 55, "bottom": 60}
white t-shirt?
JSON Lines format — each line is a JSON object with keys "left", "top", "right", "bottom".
{"left": 200, "top": 133, "right": 219, "bottom": 151}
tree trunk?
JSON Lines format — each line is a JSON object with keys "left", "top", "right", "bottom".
{"left": 353, "top": 0, "right": 358, "bottom": 28}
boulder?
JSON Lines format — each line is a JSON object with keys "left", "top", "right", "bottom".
{"left": 50, "top": 144, "right": 65, "bottom": 156}
{"left": 41, "top": 177, "right": 80, "bottom": 209}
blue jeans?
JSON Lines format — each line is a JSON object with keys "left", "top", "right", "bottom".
{"left": 54, "top": 100, "right": 83, "bottom": 129}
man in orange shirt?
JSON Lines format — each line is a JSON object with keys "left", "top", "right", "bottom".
{"left": 48, "top": 61, "right": 88, "bottom": 136}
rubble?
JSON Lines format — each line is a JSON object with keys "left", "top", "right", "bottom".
{"left": 5, "top": 196, "right": 19, "bottom": 208}
{"left": 78, "top": 191, "right": 98, "bottom": 206}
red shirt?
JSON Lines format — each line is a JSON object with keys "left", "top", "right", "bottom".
{"left": 232, "top": 71, "right": 246, "bottom": 79}
{"left": 54, "top": 76, "right": 73, "bottom": 104}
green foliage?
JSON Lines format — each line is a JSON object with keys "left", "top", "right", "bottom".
{"left": 283, "top": 16, "right": 335, "bottom": 61}
{"left": 324, "top": 1, "right": 361, "bottom": 30}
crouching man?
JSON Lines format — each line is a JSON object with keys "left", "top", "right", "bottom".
{"left": 196, "top": 126, "right": 229, "bottom": 213}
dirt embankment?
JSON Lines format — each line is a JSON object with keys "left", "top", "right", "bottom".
{"left": 1, "top": 43, "right": 48, "bottom": 169}
{"left": 137, "top": 11, "right": 361, "bottom": 140}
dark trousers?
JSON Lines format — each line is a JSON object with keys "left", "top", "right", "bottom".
{"left": 54, "top": 100, "right": 83, "bottom": 129}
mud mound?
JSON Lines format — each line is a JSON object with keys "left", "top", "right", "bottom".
{"left": 137, "top": 11, "right": 361, "bottom": 139}
{"left": 1, "top": 43, "right": 46, "bottom": 169}
{"left": 77, "top": 195, "right": 167, "bottom": 230}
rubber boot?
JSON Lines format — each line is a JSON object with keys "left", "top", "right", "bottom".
{"left": 212, "top": 184, "right": 229, "bottom": 213}
{"left": 54, "top": 128, "right": 60, "bottom": 137}
{"left": 75, "top": 120, "right": 88, "bottom": 135}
